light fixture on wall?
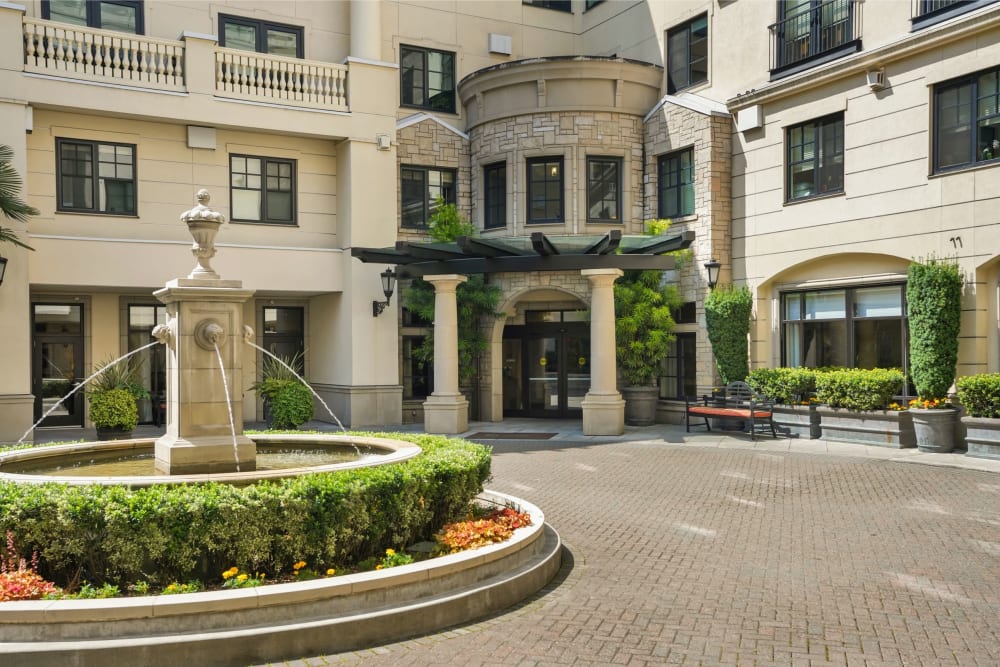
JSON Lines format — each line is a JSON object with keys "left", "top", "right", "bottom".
{"left": 866, "top": 68, "right": 885, "bottom": 91}
{"left": 372, "top": 266, "right": 397, "bottom": 317}
{"left": 704, "top": 258, "right": 721, "bottom": 290}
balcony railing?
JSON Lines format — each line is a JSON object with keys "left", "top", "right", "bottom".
{"left": 911, "top": 0, "right": 997, "bottom": 28}
{"left": 768, "top": 0, "right": 862, "bottom": 76}
{"left": 21, "top": 18, "right": 349, "bottom": 112}
{"left": 23, "top": 18, "right": 185, "bottom": 90}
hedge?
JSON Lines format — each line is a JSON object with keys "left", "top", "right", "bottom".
{"left": 746, "top": 368, "right": 817, "bottom": 405}
{"left": 956, "top": 374, "right": 1000, "bottom": 418}
{"left": 814, "top": 368, "right": 905, "bottom": 411}
{"left": 907, "top": 258, "right": 962, "bottom": 400}
{"left": 0, "top": 433, "right": 491, "bottom": 588}
{"left": 704, "top": 285, "right": 753, "bottom": 385}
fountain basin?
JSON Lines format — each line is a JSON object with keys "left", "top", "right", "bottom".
{"left": 0, "top": 434, "right": 421, "bottom": 486}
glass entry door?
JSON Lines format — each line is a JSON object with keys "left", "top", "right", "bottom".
{"left": 503, "top": 319, "right": 590, "bottom": 418}
{"left": 32, "top": 304, "right": 85, "bottom": 427}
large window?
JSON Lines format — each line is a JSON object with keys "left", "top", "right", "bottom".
{"left": 527, "top": 157, "right": 564, "bottom": 224}
{"left": 401, "top": 166, "right": 456, "bottom": 229}
{"left": 660, "top": 333, "right": 697, "bottom": 400}
{"left": 57, "top": 139, "right": 136, "bottom": 215}
{"left": 586, "top": 157, "right": 621, "bottom": 223}
{"left": 667, "top": 14, "right": 708, "bottom": 94}
{"left": 658, "top": 149, "right": 694, "bottom": 218}
{"left": 219, "top": 15, "right": 303, "bottom": 57}
{"left": 787, "top": 113, "right": 844, "bottom": 201}
{"left": 483, "top": 162, "right": 507, "bottom": 230}
{"left": 782, "top": 285, "right": 907, "bottom": 371}
{"left": 400, "top": 46, "right": 456, "bottom": 113}
{"left": 43, "top": 0, "right": 143, "bottom": 33}
{"left": 230, "top": 155, "right": 295, "bottom": 224}
{"left": 934, "top": 66, "right": 1000, "bottom": 172}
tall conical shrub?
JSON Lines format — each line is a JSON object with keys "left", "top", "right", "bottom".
{"left": 906, "top": 257, "right": 962, "bottom": 400}
{"left": 704, "top": 285, "right": 753, "bottom": 384}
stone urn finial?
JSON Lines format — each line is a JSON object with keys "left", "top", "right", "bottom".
{"left": 181, "top": 189, "right": 226, "bottom": 280}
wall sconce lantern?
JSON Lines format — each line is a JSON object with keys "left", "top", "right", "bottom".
{"left": 704, "top": 258, "right": 721, "bottom": 290}
{"left": 372, "top": 266, "right": 397, "bottom": 317}
{"left": 0, "top": 255, "right": 7, "bottom": 287}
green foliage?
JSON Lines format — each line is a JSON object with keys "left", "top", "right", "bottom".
{"left": 956, "top": 373, "right": 1000, "bottom": 418}
{"left": 1, "top": 144, "right": 38, "bottom": 249}
{"left": 746, "top": 367, "right": 817, "bottom": 404}
{"left": 614, "top": 270, "right": 680, "bottom": 386}
{"left": 253, "top": 353, "right": 314, "bottom": 429}
{"left": 814, "top": 368, "right": 905, "bottom": 411}
{"left": 704, "top": 285, "right": 753, "bottom": 384}
{"left": 62, "top": 582, "right": 121, "bottom": 599}
{"left": 907, "top": 257, "right": 963, "bottom": 400}
{"left": 88, "top": 355, "right": 149, "bottom": 400}
{"left": 427, "top": 197, "right": 476, "bottom": 242}
{"left": 0, "top": 433, "right": 491, "bottom": 590}
{"left": 89, "top": 387, "right": 139, "bottom": 431}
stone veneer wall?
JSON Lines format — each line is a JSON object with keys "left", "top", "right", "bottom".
{"left": 396, "top": 119, "right": 471, "bottom": 241}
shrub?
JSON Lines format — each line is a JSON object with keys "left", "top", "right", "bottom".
{"left": 956, "top": 374, "right": 1000, "bottom": 418}
{"left": 434, "top": 507, "right": 533, "bottom": 554}
{"left": 266, "top": 380, "right": 314, "bottom": 429}
{"left": 814, "top": 368, "right": 905, "bottom": 411}
{"left": 746, "top": 368, "right": 817, "bottom": 405}
{"left": 0, "top": 530, "right": 59, "bottom": 601}
{"left": 0, "top": 433, "right": 491, "bottom": 589}
{"left": 614, "top": 270, "right": 680, "bottom": 386}
{"left": 704, "top": 285, "right": 753, "bottom": 384}
{"left": 907, "top": 257, "right": 963, "bottom": 400}
{"left": 89, "top": 387, "right": 139, "bottom": 431}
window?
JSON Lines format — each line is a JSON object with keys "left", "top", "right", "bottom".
{"left": 585, "top": 0, "right": 605, "bottom": 9}
{"left": 127, "top": 304, "right": 166, "bottom": 425}
{"left": 262, "top": 307, "right": 305, "bottom": 372}
{"left": 913, "top": 0, "right": 996, "bottom": 28}
{"left": 586, "top": 157, "right": 622, "bottom": 223}
{"left": 230, "top": 155, "right": 295, "bottom": 224}
{"left": 401, "top": 166, "right": 456, "bottom": 229}
{"left": 400, "top": 46, "right": 456, "bottom": 113}
{"left": 660, "top": 333, "right": 697, "bottom": 399}
{"left": 219, "top": 15, "right": 303, "bottom": 57}
{"left": 786, "top": 113, "right": 844, "bottom": 201}
{"left": 483, "top": 162, "right": 507, "bottom": 230}
{"left": 667, "top": 14, "right": 708, "bottom": 94}
{"left": 57, "top": 139, "right": 136, "bottom": 215}
{"left": 402, "top": 307, "right": 433, "bottom": 400}
{"left": 527, "top": 157, "right": 564, "bottom": 224}
{"left": 771, "top": 0, "right": 858, "bottom": 73}
{"left": 43, "top": 0, "right": 143, "bottom": 33}
{"left": 934, "top": 66, "right": 1000, "bottom": 172}
{"left": 523, "top": 0, "right": 572, "bottom": 11}
{"left": 781, "top": 285, "right": 907, "bottom": 371}
{"left": 672, "top": 302, "right": 697, "bottom": 325}
{"left": 657, "top": 149, "right": 694, "bottom": 218}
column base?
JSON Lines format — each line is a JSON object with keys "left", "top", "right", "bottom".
{"left": 581, "top": 393, "right": 625, "bottom": 436}
{"left": 423, "top": 394, "right": 469, "bottom": 435}
{"left": 154, "top": 434, "right": 257, "bottom": 475}
{"left": 0, "top": 394, "right": 35, "bottom": 444}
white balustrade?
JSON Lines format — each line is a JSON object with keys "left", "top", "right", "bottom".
{"left": 214, "top": 47, "right": 349, "bottom": 111}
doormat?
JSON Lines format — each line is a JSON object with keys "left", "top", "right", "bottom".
{"left": 467, "top": 432, "right": 557, "bottom": 440}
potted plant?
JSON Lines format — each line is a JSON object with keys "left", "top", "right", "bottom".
{"left": 813, "top": 367, "right": 913, "bottom": 447}
{"left": 704, "top": 284, "right": 752, "bottom": 385}
{"left": 956, "top": 373, "right": 1000, "bottom": 460}
{"left": 252, "top": 352, "right": 314, "bottom": 430}
{"left": 88, "top": 356, "right": 148, "bottom": 440}
{"left": 906, "top": 257, "right": 963, "bottom": 453}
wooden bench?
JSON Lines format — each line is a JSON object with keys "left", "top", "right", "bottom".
{"left": 685, "top": 380, "right": 777, "bottom": 440}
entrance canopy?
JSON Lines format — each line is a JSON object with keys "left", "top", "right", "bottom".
{"left": 352, "top": 230, "right": 695, "bottom": 277}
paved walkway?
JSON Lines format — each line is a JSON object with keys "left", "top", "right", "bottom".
{"left": 29, "top": 420, "right": 1000, "bottom": 665}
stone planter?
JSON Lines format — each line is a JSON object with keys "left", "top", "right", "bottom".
{"left": 962, "top": 416, "right": 1000, "bottom": 460}
{"left": 771, "top": 404, "right": 821, "bottom": 439}
{"left": 621, "top": 386, "right": 659, "bottom": 426}
{"left": 95, "top": 427, "right": 134, "bottom": 441}
{"left": 816, "top": 407, "right": 915, "bottom": 448}
{"left": 910, "top": 407, "right": 958, "bottom": 453}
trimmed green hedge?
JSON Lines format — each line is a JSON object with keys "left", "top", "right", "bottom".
{"left": 746, "top": 368, "right": 817, "bottom": 405}
{"left": 704, "top": 285, "right": 753, "bottom": 385}
{"left": 907, "top": 258, "right": 962, "bottom": 400}
{"left": 0, "top": 433, "right": 491, "bottom": 588}
{"left": 956, "top": 374, "right": 1000, "bottom": 418}
{"left": 814, "top": 368, "right": 905, "bottom": 411}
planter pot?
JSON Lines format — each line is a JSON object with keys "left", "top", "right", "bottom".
{"left": 621, "top": 386, "right": 659, "bottom": 426}
{"left": 96, "top": 427, "right": 134, "bottom": 441}
{"left": 962, "top": 416, "right": 1000, "bottom": 460}
{"left": 910, "top": 407, "right": 958, "bottom": 453}
{"left": 815, "top": 407, "right": 914, "bottom": 448}
{"left": 771, "top": 404, "right": 821, "bottom": 439}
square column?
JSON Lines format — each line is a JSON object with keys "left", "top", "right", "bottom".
{"left": 581, "top": 269, "right": 625, "bottom": 436}
{"left": 422, "top": 274, "right": 469, "bottom": 434}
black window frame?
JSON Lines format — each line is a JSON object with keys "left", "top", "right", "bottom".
{"left": 657, "top": 148, "right": 695, "bottom": 219}
{"left": 523, "top": 0, "right": 573, "bottom": 12}
{"left": 56, "top": 138, "right": 137, "bottom": 216}
{"left": 400, "top": 165, "right": 457, "bottom": 230}
{"left": 218, "top": 14, "right": 304, "bottom": 58}
{"left": 586, "top": 156, "right": 622, "bottom": 223}
{"left": 585, "top": 0, "right": 605, "bottom": 10}
{"left": 42, "top": 0, "right": 144, "bottom": 34}
{"left": 912, "top": 0, "right": 996, "bottom": 30}
{"left": 786, "top": 112, "right": 844, "bottom": 202}
{"left": 400, "top": 45, "right": 456, "bottom": 114}
{"left": 770, "top": 0, "right": 860, "bottom": 78}
{"left": 483, "top": 162, "right": 507, "bottom": 230}
{"left": 526, "top": 157, "right": 565, "bottom": 225}
{"left": 667, "top": 14, "right": 708, "bottom": 94}
{"left": 229, "top": 154, "right": 297, "bottom": 225}
{"left": 659, "top": 332, "right": 697, "bottom": 400}
{"left": 933, "top": 65, "right": 1000, "bottom": 173}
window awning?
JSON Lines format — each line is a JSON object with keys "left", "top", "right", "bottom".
{"left": 351, "top": 230, "right": 695, "bottom": 277}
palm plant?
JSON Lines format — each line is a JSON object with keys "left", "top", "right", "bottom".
{"left": 0, "top": 144, "right": 38, "bottom": 250}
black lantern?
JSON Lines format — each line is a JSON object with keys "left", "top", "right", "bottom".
{"left": 704, "top": 258, "right": 721, "bottom": 290}
{"left": 0, "top": 255, "right": 7, "bottom": 287}
{"left": 373, "top": 266, "right": 397, "bottom": 317}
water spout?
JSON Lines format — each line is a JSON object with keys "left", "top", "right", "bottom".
{"left": 213, "top": 342, "right": 241, "bottom": 473}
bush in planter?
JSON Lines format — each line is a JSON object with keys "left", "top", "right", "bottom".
{"left": 814, "top": 368, "right": 905, "bottom": 411}
{"left": 704, "top": 285, "right": 753, "bottom": 385}
{"left": 906, "top": 257, "right": 963, "bottom": 402}
{"left": 614, "top": 269, "right": 680, "bottom": 387}
{"left": 89, "top": 388, "right": 139, "bottom": 432}
{"left": 746, "top": 367, "right": 817, "bottom": 404}
{"left": 956, "top": 374, "right": 1000, "bottom": 418}
{"left": 253, "top": 352, "right": 314, "bottom": 429}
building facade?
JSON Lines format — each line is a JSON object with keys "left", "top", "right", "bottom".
{"left": 0, "top": 0, "right": 997, "bottom": 442}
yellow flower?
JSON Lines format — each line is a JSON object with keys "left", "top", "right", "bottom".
{"left": 385, "top": 549, "right": 395, "bottom": 557}
{"left": 222, "top": 567, "right": 238, "bottom": 579}
{"left": 375, "top": 564, "right": 383, "bottom": 570}
{"left": 326, "top": 568, "right": 335, "bottom": 576}
{"left": 237, "top": 574, "right": 248, "bottom": 582}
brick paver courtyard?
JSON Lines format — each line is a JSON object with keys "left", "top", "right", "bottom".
{"left": 258, "top": 435, "right": 999, "bottom": 666}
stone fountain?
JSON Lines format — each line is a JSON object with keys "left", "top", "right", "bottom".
{"left": 152, "top": 189, "right": 256, "bottom": 474}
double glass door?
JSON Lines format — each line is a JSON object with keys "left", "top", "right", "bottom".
{"left": 503, "top": 322, "right": 590, "bottom": 418}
